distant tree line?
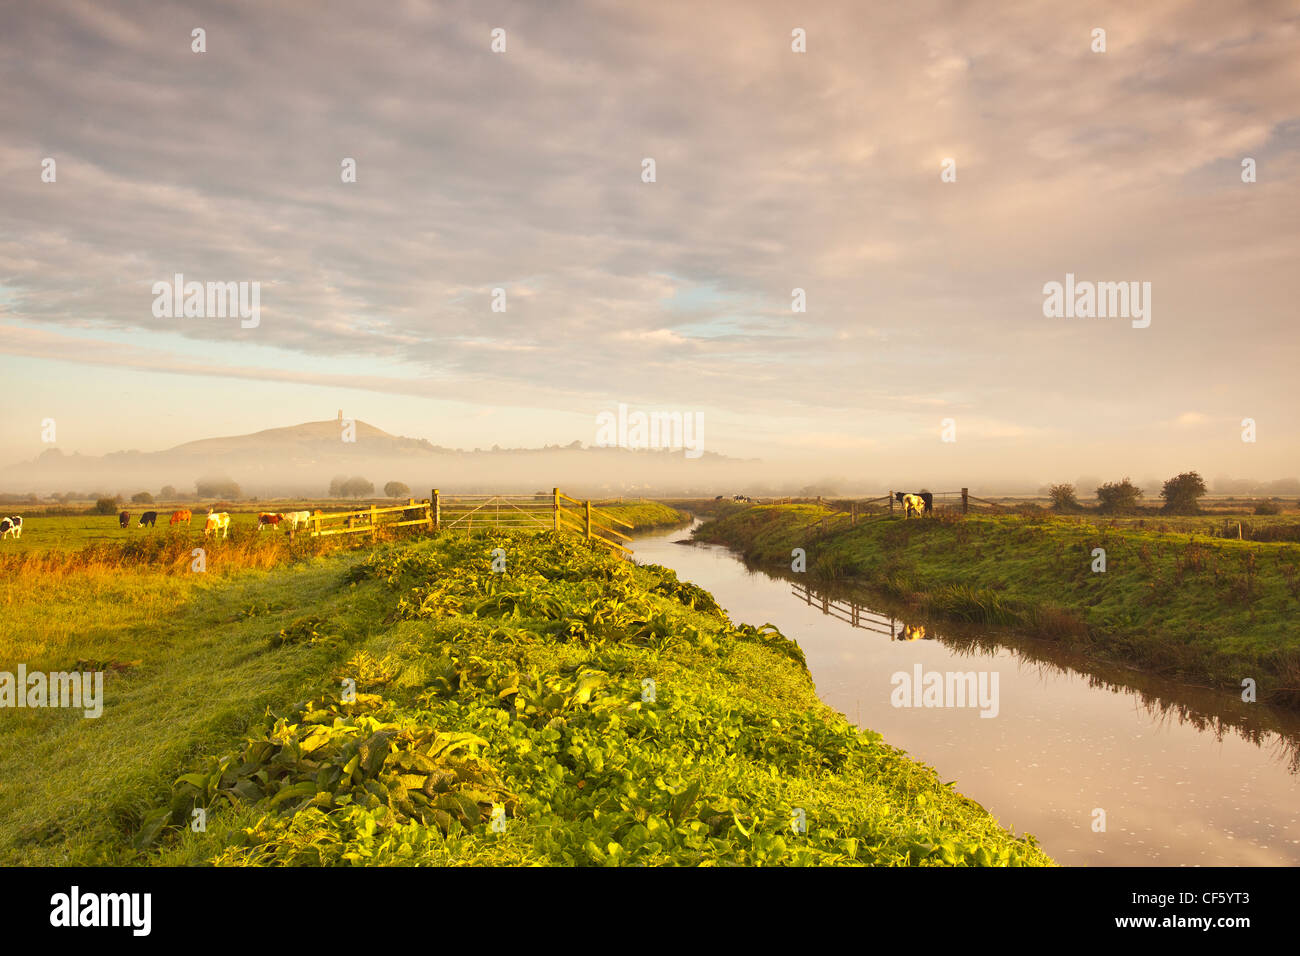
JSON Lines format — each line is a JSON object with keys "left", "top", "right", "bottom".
{"left": 1048, "top": 472, "right": 1213, "bottom": 515}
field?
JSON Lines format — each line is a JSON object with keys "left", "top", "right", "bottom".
{"left": 697, "top": 505, "right": 1300, "bottom": 706}
{"left": 0, "top": 513, "right": 1048, "bottom": 866}
{"left": 0, "top": 499, "right": 689, "bottom": 555}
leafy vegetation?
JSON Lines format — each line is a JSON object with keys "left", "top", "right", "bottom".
{"left": 0, "top": 524, "right": 1047, "bottom": 866}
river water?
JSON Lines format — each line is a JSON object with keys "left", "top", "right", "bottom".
{"left": 633, "top": 521, "right": 1300, "bottom": 866}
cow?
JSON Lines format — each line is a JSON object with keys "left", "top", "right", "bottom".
{"left": 895, "top": 492, "right": 925, "bottom": 518}
{"left": 119, "top": 511, "right": 131, "bottom": 529}
{"left": 138, "top": 511, "right": 158, "bottom": 528}
{"left": 203, "top": 510, "right": 231, "bottom": 539}
{"left": 257, "top": 512, "right": 283, "bottom": 531}
{"left": 0, "top": 516, "right": 22, "bottom": 539}
{"left": 169, "top": 509, "right": 192, "bottom": 527}
{"left": 283, "top": 511, "right": 311, "bottom": 533}
{"left": 894, "top": 494, "right": 935, "bottom": 515}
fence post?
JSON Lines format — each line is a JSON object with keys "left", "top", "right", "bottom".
{"left": 851, "top": 502, "right": 857, "bottom": 525}
{"left": 962, "top": 487, "right": 969, "bottom": 514}
{"left": 432, "top": 489, "right": 440, "bottom": 531}
{"left": 553, "top": 488, "right": 560, "bottom": 531}
{"left": 313, "top": 512, "right": 320, "bottom": 537}
{"left": 585, "top": 500, "right": 592, "bottom": 539}
{"left": 370, "top": 504, "right": 377, "bottom": 540}
{"left": 889, "top": 491, "right": 894, "bottom": 514}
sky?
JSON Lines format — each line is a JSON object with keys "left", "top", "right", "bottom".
{"left": 1, "top": 0, "right": 1297, "bottom": 491}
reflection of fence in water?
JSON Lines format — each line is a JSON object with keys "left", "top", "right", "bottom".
{"left": 791, "top": 581, "right": 932, "bottom": 640}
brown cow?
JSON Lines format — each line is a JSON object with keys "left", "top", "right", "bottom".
{"left": 169, "top": 509, "right": 192, "bottom": 527}
{"left": 257, "top": 512, "right": 284, "bottom": 531}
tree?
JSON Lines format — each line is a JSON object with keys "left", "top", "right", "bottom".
{"left": 160, "top": 485, "right": 178, "bottom": 499}
{"left": 196, "top": 476, "right": 241, "bottom": 499}
{"left": 328, "top": 475, "right": 348, "bottom": 497}
{"left": 1048, "top": 483, "right": 1079, "bottom": 511}
{"left": 341, "top": 476, "right": 374, "bottom": 498}
{"left": 384, "top": 481, "right": 410, "bottom": 499}
{"left": 1160, "top": 471, "right": 1207, "bottom": 514}
{"left": 1096, "top": 478, "right": 1143, "bottom": 514}
{"left": 131, "top": 491, "right": 155, "bottom": 504}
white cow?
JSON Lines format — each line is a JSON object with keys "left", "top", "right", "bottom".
{"left": 0, "top": 515, "right": 22, "bottom": 539}
{"left": 203, "top": 511, "right": 231, "bottom": 539}
{"left": 284, "top": 510, "right": 311, "bottom": 533}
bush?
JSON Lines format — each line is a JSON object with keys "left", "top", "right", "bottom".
{"left": 1096, "top": 478, "right": 1143, "bottom": 515}
{"left": 95, "top": 497, "right": 119, "bottom": 515}
{"left": 131, "top": 492, "right": 155, "bottom": 504}
{"left": 196, "top": 477, "right": 241, "bottom": 499}
{"left": 341, "top": 476, "right": 374, "bottom": 498}
{"left": 1160, "top": 471, "right": 1207, "bottom": 514}
{"left": 1048, "top": 483, "right": 1079, "bottom": 512}
{"left": 1255, "top": 499, "right": 1282, "bottom": 515}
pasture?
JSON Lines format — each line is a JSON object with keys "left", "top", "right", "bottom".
{"left": 0, "top": 500, "right": 689, "bottom": 556}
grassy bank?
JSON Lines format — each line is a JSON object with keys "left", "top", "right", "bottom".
{"left": 696, "top": 505, "right": 1300, "bottom": 706}
{"left": 0, "top": 526, "right": 1048, "bottom": 866}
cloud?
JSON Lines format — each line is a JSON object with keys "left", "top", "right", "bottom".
{"left": 0, "top": 0, "right": 1297, "bottom": 477}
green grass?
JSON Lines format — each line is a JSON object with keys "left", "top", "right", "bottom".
{"left": 697, "top": 505, "right": 1300, "bottom": 705}
{"left": 0, "top": 501, "right": 687, "bottom": 556}
{"left": 0, "top": 524, "right": 1048, "bottom": 867}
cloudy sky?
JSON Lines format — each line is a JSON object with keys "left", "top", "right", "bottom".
{"left": 1, "top": 0, "right": 1297, "bottom": 489}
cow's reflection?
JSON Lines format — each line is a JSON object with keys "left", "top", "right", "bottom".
{"left": 893, "top": 622, "right": 929, "bottom": 642}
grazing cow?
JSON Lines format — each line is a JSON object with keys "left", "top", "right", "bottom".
{"left": 138, "top": 511, "right": 158, "bottom": 528}
{"left": 169, "top": 509, "right": 192, "bottom": 527}
{"left": 257, "top": 512, "right": 284, "bottom": 531}
{"left": 203, "top": 510, "right": 231, "bottom": 539}
{"left": 283, "top": 511, "right": 311, "bottom": 533}
{"left": 119, "top": 511, "right": 131, "bottom": 529}
{"left": 895, "top": 492, "right": 925, "bottom": 518}
{"left": 0, "top": 516, "right": 22, "bottom": 539}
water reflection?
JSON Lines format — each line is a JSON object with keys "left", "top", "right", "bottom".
{"left": 787, "top": 573, "right": 1300, "bottom": 774}
{"left": 790, "top": 581, "right": 931, "bottom": 642}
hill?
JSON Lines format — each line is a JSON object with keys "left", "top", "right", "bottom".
{"left": 1, "top": 417, "right": 755, "bottom": 498}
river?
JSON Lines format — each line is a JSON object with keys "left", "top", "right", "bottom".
{"left": 633, "top": 520, "right": 1300, "bottom": 866}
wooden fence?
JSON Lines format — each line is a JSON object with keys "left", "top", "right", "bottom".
{"left": 791, "top": 581, "right": 927, "bottom": 640}
{"left": 305, "top": 489, "right": 634, "bottom": 558}
{"left": 791, "top": 488, "right": 1011, "bottom": 537}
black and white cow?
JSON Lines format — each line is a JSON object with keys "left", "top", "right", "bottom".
{"left": 894, "top": 491, "right": 934, "bottom": 517}
{"left": 138, "top": 511, "right": 158, "bottom": 528}
{"left": 0, "top": 515, "right": 22, "bottom": 539}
